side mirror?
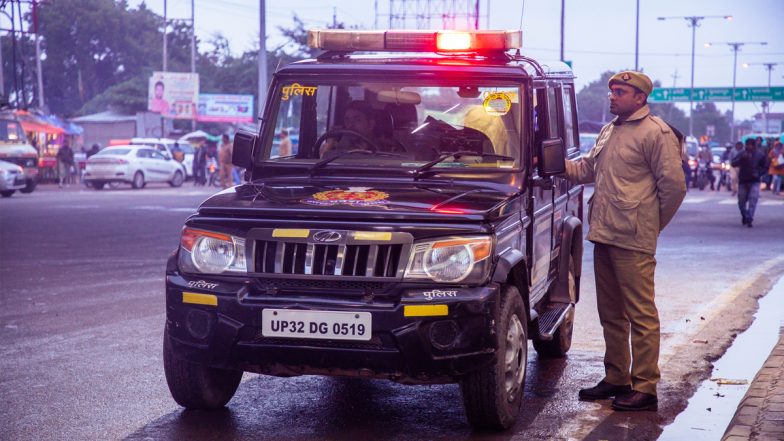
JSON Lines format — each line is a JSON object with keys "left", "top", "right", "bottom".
{"left": 539, "top": 138, "right": 566, "bottom": 177}
{"left": 163, "top": 154, "right": 171, "bottom": 161}
{"left": 232, "top": 129, "right": 257, "bottom": 169}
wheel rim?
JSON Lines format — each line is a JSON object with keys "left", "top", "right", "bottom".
{"left": 504, "top": 313, "right": 526, "bottom": 401}
{"left": 173, "top": 171, "right": 183, "bottom": 185}
{"left": 134, "top": 173, "right": 143, "bottom": 187}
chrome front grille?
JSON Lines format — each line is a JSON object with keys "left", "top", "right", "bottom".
{"left": 254, "top": 241, "right": 403, "bottom": 278}
{"left": 248, "top": 229, "right": 412, "bottom": 279}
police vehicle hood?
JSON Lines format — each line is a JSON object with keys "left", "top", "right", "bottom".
{"left": 197, "top": 180, "right": 518, "bottom": 222}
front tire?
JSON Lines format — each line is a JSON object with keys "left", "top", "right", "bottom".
{"left": 163, "top": 327, "right": 243, "bottom": 409}
{"left": 1, "top": 190, "right": 15, "bottom": 198}
{"left": 131, "top": 171, "right": 145, "bottom": 189}
{"left": 169, "top": 170, "right": 184, "bottom": 187}
{"left": 460, "top": 285, "right": 528, "bottom": 430}
{"left": 20, "top": 179, "right": 36, "bottom": 193}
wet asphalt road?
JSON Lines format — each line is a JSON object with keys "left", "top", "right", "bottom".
{"left": 1, "top": 183, "right": 783, "bottom": 441}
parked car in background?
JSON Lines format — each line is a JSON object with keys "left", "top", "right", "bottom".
{"left": 0, "top": 111, "right": 39, "bottom": 194}
{"left": 109, "top": 138, "right": 195, "bottom": 178}
{"left": 83, "top": 145, "right": 186, "bottom": 190}
{"left": 0, "top": 159, "right": 27, "bottom": 197}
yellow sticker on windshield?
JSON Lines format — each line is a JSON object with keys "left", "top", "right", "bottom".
{"left": 281, "top": 83, "right": 317, "bottom": 101}
{"left": 483, "top": 92, "right": 512, "bottom": 116}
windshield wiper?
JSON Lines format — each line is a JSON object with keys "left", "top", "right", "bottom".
{"left": 413, "top": 151, "right": 515, "bottom": 180}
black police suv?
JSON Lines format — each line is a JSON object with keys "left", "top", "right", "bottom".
{"left": 164, "top": 29, "right": 584, "bottom": 430}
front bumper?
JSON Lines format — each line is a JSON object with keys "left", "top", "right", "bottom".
{"left": 0, "top": 173, "right": 26, "bottom": 191}
{"left": 165, "top": 263, "right": 500, "bottom": 384}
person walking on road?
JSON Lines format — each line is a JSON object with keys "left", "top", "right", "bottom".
{"left": 729, "top": 141, "right": 744, "bottom": 196}
{"left": 56, "top": 143, "right": 75, "bottom": 188}
{"left": 192, "top": 140, "right": 207, "bottom": 186}
{"left": 767, "top": 141, "right": 783, "bottom": 195}
{"left": 563, "top": 71, "right": 686, "bottom": 411}
{"left": 218, "top": 134, "right": 234, "bottom": 189}
{"left": 732, "top": 138, "right": 770, "bottom": 227}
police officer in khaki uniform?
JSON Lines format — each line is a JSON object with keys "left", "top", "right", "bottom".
{"left": 565, "top": 71, "right": 686, "bottom": 411}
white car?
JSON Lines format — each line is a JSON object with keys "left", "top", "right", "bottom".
{"left": 130, "top": 138, "right": 195, "bottom": 178}
{"left": 0, "top": 159, "right": 26, "bottom": 197}
{"left": 83, "top": 145, "right": 186, "bottom": 190}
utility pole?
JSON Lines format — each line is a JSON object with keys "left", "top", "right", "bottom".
{"left": 667, "top": 69, "right": 680, "bottom": 120}
{"left": 705, "top": 41, "right": 767, "bottom": 142}
{"left": 634, "top": 0, "right": 639, "bottom": 71}
{"left": 332, "top": 7, "right": 337, "bottom": 28}
{"left": 191, "top": 0, "right": 196, "bottom": 130}
{"left": 658, "top": 15, "right": 732, "bottom": 138}
{"left": 162, "top": 0, "right": 167, "bottom": 71}
{"left": 744, "top": 62, "right": 778, "bottom": 133}
{"left": 559, "top": 0, "right": 565, "bottom": 62}
{"left": 31, "top": 0, "right": 43, "bottom": 109}
{"left": 258, "top": 0, "right": 267, "bottom": 117}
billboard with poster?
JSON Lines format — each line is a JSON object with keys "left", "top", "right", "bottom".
{"left": 148, "top": 72, "right": 199, "bottom": 119}
{"left": 197, "top": 94, "right": 254, "bottom": 123}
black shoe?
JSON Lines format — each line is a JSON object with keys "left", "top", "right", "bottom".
{"left": 578, "top": 381, "right": 632, "bottom": 401}
{"left": 742, "top": 216, "right": 748, "bottom": 225}
{"left": 747, "top": 220, "right": 753, "bottom": 228}
{"left": 612, "top": 391, "right": 658, "bottom": 411}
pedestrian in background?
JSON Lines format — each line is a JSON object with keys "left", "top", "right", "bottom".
{"left": 86, "top": 143, "right": 100, "bottom": 159}
{"left": 731, "top": 138, "right": 769, "bottom": 227}
{"left": 768, "top": 141, "right": 784, "bottom": 195}
{"left": 278, "top": 129, "right": 292, "bottom": 157}
{"left": 564, "top": 71, "right": 686, "bottom": 411}
{"left": 218, "top": 134, "right": 234, "bottom": 189}
{"left": 193, "top": 140, "right": 207, "bottom": 186}
{"left": 56, "top": 143, "right": 74, "bottom": 188}
{"left": 729, "top": 141, "right": 744, "bottom": 196}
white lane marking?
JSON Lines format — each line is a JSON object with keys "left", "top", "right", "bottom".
{"left": 719, "top": 199, "right": 737, "bottom": 205}
{"left": 130, "top": 205, "right": 196, "bottom": 212}
{"left": 761, "top": 199, "right": 784, "bottom": 206}
{"left": 682, "top": 197, "right": 708, "bottom": 204}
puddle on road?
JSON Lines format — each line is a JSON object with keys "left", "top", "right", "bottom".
{"left": 659, "top": 276, "right": 784, "bottom": 440}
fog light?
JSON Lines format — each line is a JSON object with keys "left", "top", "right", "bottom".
{"left": 186, "top": 309, "right": 214, "bottom": 340}
{"left": 429, "top": 320, "right": 459, "bottom": 350}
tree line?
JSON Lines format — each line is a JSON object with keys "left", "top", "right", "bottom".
{"left": 2, "top": 0, "right": 730, "bottom": 141}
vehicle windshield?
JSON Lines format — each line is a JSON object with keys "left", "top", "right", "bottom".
{"left": 0, "top": 119, "right": 26, "bottom": 143}
{"left": 259, "top": 80, "right": 524, "bottom": 171}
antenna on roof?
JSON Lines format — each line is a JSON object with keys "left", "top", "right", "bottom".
{"left": 519, "top": 0, "right": 526, "bottom": 32}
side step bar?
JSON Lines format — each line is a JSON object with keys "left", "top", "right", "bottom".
{"left": 535, "top": 304, "right": 573, "bottom": 341}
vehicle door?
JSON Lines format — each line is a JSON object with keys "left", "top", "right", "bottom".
{"left": 529, "top": 86, "right": 555, "bottom": 299}
{"left": 548, "top": 84, "right": 581, "bottom": 275}
{"left": 148, "top": 149, "right": 173, "bottom": 181}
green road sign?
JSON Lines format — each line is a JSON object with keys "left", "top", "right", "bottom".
{"left": 649, "top": 87, "right": 784, "bottom": 102}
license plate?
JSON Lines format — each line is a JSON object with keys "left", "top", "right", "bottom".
{"left": 261, "top": 309, "right": 372, "bottom": 341}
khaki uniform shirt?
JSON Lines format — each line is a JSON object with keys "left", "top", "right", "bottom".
{"left": 565, "top": 105, "right": 686, "bottom": 255}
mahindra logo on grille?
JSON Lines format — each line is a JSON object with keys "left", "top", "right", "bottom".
{"left": 313, "top": 230, "right": 343, "bottom": 243}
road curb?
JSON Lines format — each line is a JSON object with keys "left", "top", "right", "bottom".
{"left": 722, "top": 325, "right": 784, "bottom": 440}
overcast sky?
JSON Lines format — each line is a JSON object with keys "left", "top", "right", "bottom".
{"left": 141, "top": 0, "right": 784, "bottom": 120}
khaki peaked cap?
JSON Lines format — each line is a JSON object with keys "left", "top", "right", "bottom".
{"left": 608, "top": 71, "right": 653, "bottom": 96}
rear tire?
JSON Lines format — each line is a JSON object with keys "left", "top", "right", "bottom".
{"left": 533, "top": 258, "right": 576, "bottom": 358}
{"left": 1, "top": 190, "right": 15, "bottom": 198}
{"left": 460, "top": 285, "right": 528, "bottom": 430}
{"left": 92, "top": 181, "right": 106, "bottom": 190}
{"left": 163, "top": 327, "right": 243, "bottom": 409}
{"left": 131, "top": 171, "right": 144, "bottom": 189}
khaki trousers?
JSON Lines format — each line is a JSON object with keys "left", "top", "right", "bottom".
{"left": 594, "top": 243, "right": 660, "bottom": 395}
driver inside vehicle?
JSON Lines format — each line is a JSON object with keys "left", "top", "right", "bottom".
{"left": 318, "top": 100, "right": 399, "bottom": 158}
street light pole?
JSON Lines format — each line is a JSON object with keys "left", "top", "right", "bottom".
{"left": 657, "top": 15, "right": 732, "bottom": 138}
{"left": 705, "top": 41, "right": 767, "bottom": 142}
{"left": 743, "top": 62, "right": 778, "bottom": 133}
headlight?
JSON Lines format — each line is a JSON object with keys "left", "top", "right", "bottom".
{"left": 178, "top": 227, "right": 247, "bottom": 274}
{"left": 404, "top": 236, "right": 492, "bottom": 283}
